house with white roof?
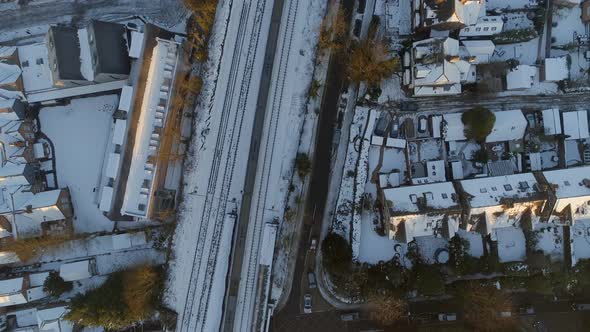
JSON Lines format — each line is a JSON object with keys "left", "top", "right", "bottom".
{"left": 542, "top": 166, "right": 590, "bottom": 224}
{"left": 458, "top": 173, "right": 548, "bottom": 234}
{"left": 408, "top": 37, "right": 477, "bottom": 96}
{"left": 542, "top": 57, "right": 568, "bottom": 82}
{"left": 0, "top": 276, "right": 28, "bottom": 307}
{"left": 459, "top": 16, "right": 503, "bottom": 38}
{"left": 383, "top": 182, "right": 461, "bottom": 242}
{"left": 542, "top": 108, "right": 562, "bottom": 136}
{"left": 506, "top": 65, "right": 537, "bottom": 90}
{"left": 562, "top": 110, "right": 589, "bottom": 140}
{"left": 36, "top": 306, "right": 74, "bottom": 332}
{"left": 443, "top": 110, "right": 528, "bottom": 143}
{"left": 59, "top": 259, "right": 96, "bottom": 281}
{"left": 414, "top": 0, "right": 485, "bottom": 31}
{"left": 460, "top": 40, "right": 495, "bottom": 64}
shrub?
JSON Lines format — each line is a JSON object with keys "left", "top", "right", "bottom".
{"left": 348, "top": 39, "right": 400, "bottom": 85}
{"left": 462, "top": 107, "right": 496, "bottom": 143}
{"left": 295, "top": 153, "right": 312, "bottom": 178}
{"left": 43, "top": 271, "right": 72, "bottom": 297}
{"left": 65, "top": 265, "right": 163, "bottom": 329}
{"left": 322, "top": 232, "right": 352, "bottom": 277}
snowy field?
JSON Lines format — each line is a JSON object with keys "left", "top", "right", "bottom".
{"left": 551, "top": 6, "right": 587, "bottom": 47}
{"left": 571, "top": 219, "right": 590, "bottom": 266}
{"left": 39, "top": 95, "right": 117, "bottom": 233}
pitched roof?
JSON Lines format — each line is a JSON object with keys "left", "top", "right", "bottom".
{"left": 48, "top": 26, "right": 83, "bottom": 81}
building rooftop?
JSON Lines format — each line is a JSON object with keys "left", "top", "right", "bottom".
{"left": 384, "top": 181, "right": 459, "bottom": 214}
{"left": 48, "top": 26, "right": 84, "bottom": 81}
{"left": 562, "top": 110, "right": 589, "bottom": 140}
{"left": 459, "top": 173, "right": 542, "bottom": 208}
{"left": 543, "top": 166, "right": 590, "bottom": 198}
{"left": 443, "top": 110, "right": 527, "bottom": 142}
{"left": 89, "top": 20, "right": 130, "bottom": 75}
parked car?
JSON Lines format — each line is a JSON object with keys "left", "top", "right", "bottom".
{"left": 308, "top": 272, "right": 317, "bottom": 289}
{"left": 353, "top": 19, "right": 362, "bottom": 38}
{"left": 309, "top": 238, "right": 317, "bottom": 251}
{"left": 303, "top": 294, "right": 312, "bottom": 314}
{"left": 518, "top": 306, "right": 535, "bottom": 315}
{"left": 438, "top": 313, "right": 457, "bottom": 321}
{"left": 340, "top": 312, "right": 360, "bottom": 321}
{"left": 574, "top": 303, "right": 590, "bottom": 311}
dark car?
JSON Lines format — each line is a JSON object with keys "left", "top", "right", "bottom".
{"left": 353, "top": 19, "right": 362, "bottom": 38}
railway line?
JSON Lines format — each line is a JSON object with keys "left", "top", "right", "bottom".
{"left": 232, "top": 0, "right": 302, "bottom": 329}
{"left": 175, "top": 0, "right": 275, "bottom": 330}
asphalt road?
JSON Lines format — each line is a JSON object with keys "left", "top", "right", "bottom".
{"left": 0, "top": 0, "right": 184, "bottom": 32}
{"left": 269, "top": 0, "right": 358, "bottom": 330}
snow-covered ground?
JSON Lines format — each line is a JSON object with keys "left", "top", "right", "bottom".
{"left": 39, "top": 95, "right": 118, "bottom": 233}
{"left": 571, "top": 219, "right": 590, "bottom": 266}
{"left": 491, "top": 38, "right": 539, "bottom": 65}
{"left": 551, "top": 6, "right": 587, "bottom": 47}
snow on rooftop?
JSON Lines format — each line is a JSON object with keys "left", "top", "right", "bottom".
{"left": 462, "top": 40, "right": 495, "bottom": 63}
{"left": 17, "top": 43, "right": 53, "bottom": 93}
{"left": 26, "top": 286, "right": 48, "bottom": 302}
{"left": 39, "top": 95, "right": 118, "bottom": 233}
{"left": 59, "top": 260, "right": 92, "bottom": 281}
{"left": 99, "top": 186, "right": 113, "bottom": 213}
{"left": 444, "top": 110, "right": 527, "bottom": 142}
{"left": 27, "top": 79, "right": 127, "bottom": 104}
{"left": 118, "top": 85, "right": 133, "bottom": 112}
{"left": 37, "top": 306, "right": 74, "bottom": 332}
{"left": 29, "top": 272, "right": 49, "bottom": 288}
{"left": 542, "top": 108, "right": 562, "bottom": 135}
{"left": 544, "top": 57, "right": 568, "bottom": 82}
{"left": 121, "top": 39, "right": 179, "bottom": 218}
{"left": 113, "top": 119, "right": 127, "bottom": 145}
{"left": 0, "top": 62, "right": 21, "bottom": 86}
{"left": 507, "top": 65, "right": 537, "bottom": 90}
{"left": 384, "top": 181, "right": 459, "bottom": 213}
{"left": 562, "top": 110, "right": 589, "bottom": 140}
{"left": 259, "top": 223, "right": 277, "bottom": 266}
{"left": 459, "top": 173, "right": 541, "bottom": 208}
{"left": 543, "top": 166, "right": 590, "bottom": 198}
{"left": 78, "top": 28, "right": 95, "bottom": 82}
{"left": 105, "top": 153, "right": 121, "bottom": 179}
{"left": 0, "top": 277, "right": 23, "bottom": 294}
{"left": 129, "top": 31, "right": 144, "bottom": 59}
{"left": 495, "top": 226, "right": 526, "bottom": 263}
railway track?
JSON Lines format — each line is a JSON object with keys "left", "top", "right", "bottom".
{"left": 234, "top": 0, "right": 302, "bottom": 328}
{"left": 177, "top": 0, "right": 277, "bottom": 329}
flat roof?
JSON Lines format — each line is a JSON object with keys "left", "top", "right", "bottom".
{"left": 118, "top": 85, "right": 133, "bottom": 112}
{"left": 121, "top": 39, "right": 179, "bottom": 218}
{"left": 543, "top": 166, "right": 590, "bottom": 198}
{"left": 542, "top": 108, "right": 562, "bottom": 135}
{"left": 59, "top": 260, "right": 92, "bottom": 281}
{"left": 459, "top": 173, "right": 541, "bottom": 208}
{"left": 444, "top": 110, "right": 527, "bottom": 143}
{"left": 26, "top": 79, "right": 127, "bottom": 103}
{"left": 384, "top": 181, "right": 459, "bottom": 213}
{"left": 563, "top": 110, "right": 589, "bottom": 140}
{"left": 17, "top": 43, "right": 54, "bottom": 93}
{"left": 113, "top": 119, "right": 127, "bottom": 145}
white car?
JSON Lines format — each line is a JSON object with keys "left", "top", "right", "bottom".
{"left": 303, "top": 294, "right": 312, "bottom": 314}
{"left": 309, "top": 238, "right": 317, "bottom": 251}
{"left": 438, "top": 313, "right": 457, "bottom": 321}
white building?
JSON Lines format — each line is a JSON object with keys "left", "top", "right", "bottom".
{"left": 543, "top": 57, "right": 568, "bottom": 82}
{"left": 562, "top": 110, "right": 589, "bottom": 140}
{"left": 459, "top": 16, "right": 504, "bottom": 38}
{"left": 542, "top": 108, "right": 562, "bottom": 136}
{"left": 543, "top": 166, "right": 590, "bottom": 223}
{"left": 415, "top": 0, "right": 485, "bottom": 31}
{"left": 459, "top": 173, "right": 547, "bottom": 234}
{"left": 59, "top": 259, "right": 95, "bottom": 281}
{"left": 409, "top": 38, "right": 477, "bottom": 96}
{"left": 0, "top": 276, "right": 28, "bottom": 307}
{"left": 506, "top": 65, "right": 537, "bottom": 90}
{"left": 383, "top": 182, "right": 461, "bottom": 242}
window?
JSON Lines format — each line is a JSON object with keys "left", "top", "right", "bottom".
{"left": 442, "top": 193, "right": 448, "bottom": 199}
{"left": 464, "top": 28, "right": 470, "bottom": 32}
{"left": 142, "top": 179, "right": 150, "bottom": 189}
{"left": 476, "top": 27, "right": 481, "bottom": 32}
{"left": 519, "top": 181, "right": 530, "bottom": 189}
{"left": 138, "top": 204, "right": 146, "bottom": 211}
{"left": 491, "top": 27, "right": 497, "bottom": 31}
{"left": 483, "top": 27, "right": 489, "bottom": 31}
{"left": 491, "top": 186, "right": 497, "bottom": 191}
{"left": 480, "top": 188, "right": 487, "bottom": 193}
{"left": 36, "top": 58, "right": 44, "bottom": 65}
{"left": 564, "top": 181, "right": 571, "bottom": 186}
{"left": 504, "top": 184, "right": 513, "bottom": 191}
{"left": 483, "top": 18, "right": 489, "bottom": 22}
{"left": 22, "top": 60, "right": 29, "bottom": 67}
